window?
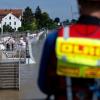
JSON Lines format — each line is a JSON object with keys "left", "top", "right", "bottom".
{"left": 9, "top": 16, "right": 11, "bottom": 19}
{"left": 5, "top": 22, "right": 6, "bottom": 25}
{"left": 9, "top": 22, "right": 11, "bottom": 25}
{"left": 14, "top": 22, "right": 16, "bottom": 25}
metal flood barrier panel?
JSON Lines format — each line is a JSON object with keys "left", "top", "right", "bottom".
{"left": 0, "top": 62, "right": 19, "bottom": 89}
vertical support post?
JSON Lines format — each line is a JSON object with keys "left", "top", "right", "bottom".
{"left": 19, "top": 48, "right": 21, "bottom": 90}
{"left": 66, "top": 77, "right": 73, "bottom": 100}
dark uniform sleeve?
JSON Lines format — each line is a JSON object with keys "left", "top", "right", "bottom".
{"left": 38, "top": 31, "right": 58, "bottom": 95}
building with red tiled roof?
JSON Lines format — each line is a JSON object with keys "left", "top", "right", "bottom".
{"left": 0, "top": 9, "right": 22, "bottom": 20}
{"left": 0, "top": 9, "right": 22, "bottom": 31}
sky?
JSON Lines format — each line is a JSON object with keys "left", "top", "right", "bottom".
{"left": 0, "top": 0, "right": 79, "bottom": 21}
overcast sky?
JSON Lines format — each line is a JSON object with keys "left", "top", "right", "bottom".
{"left": 0, "top": 0, "right": 79, "bottom": 21}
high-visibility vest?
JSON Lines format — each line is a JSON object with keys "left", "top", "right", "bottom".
{"left": 56, "top": 25, "right": 100, "bottom": 78}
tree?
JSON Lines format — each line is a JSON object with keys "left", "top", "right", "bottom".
{"left": 34, "top": 6, "right": 42, "bottom": 29}
{"left": 46, "top": 19, "right": 58, "bottom": 29}
{"left": 35, "top": 6, "right": 42, "bottom": 21}
{"left": 22, "top": 7, "right": 37, "bottom": 31}
{"left": 18, "top": 26, "right": 24, "bottom": 32}
{"left": 3, "top": 25, "right": 14, "bottom": 32}
{"left": 22, "top": 7, "right": 34, "bottom": 25}
{"left": 39, "top": 12, "right": 50, "bottom": 29}
{"left": 22, "top": 18, "right": 37, "bottom": 31}
{"left": 34, "top": 6, "right": 58, "bottom": 30}
{"left": 31, "top": 18, "right": 37, "bottom": 31}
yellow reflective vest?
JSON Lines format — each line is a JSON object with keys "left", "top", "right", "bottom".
{"left": 56, "top": 26, "right": 100, "bottom": 78}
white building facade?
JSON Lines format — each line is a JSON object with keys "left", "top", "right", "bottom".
{"left": 0, "top": 13, "right": 21, "bottom": 31}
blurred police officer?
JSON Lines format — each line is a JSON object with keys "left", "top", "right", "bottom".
{"left": 38, "top": 0, "right": 100, "bottom": 100}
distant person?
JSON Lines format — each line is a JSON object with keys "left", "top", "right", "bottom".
{"left": 38, "top": 0, "right": 100, "bottom": 100}
{"left": 11, "top": 43, "right": 14, "bottom": 51}
{"left": 6, "top": 43, "right": 10, "bottom": 51}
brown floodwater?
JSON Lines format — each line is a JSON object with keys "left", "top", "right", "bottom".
{"left": 0, "top": 90, "right": 19, "bottom": 100}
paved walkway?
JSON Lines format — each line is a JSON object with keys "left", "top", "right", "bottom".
{"left": 20, "top": 39, "right": 46, "bottom": 100}
{"left": 20, "top": 64, "right": 46, "bottom": 100}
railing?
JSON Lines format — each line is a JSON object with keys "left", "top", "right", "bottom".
{"left": 0, "top": 30, "right": 47, "bottom": 89}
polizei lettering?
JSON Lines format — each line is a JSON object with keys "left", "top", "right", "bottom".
{"left": 60, "top": 43, "right": 100, "bottom": 57}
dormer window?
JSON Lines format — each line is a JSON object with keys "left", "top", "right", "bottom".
{"left": 9, "top": 16, "right": 11, "bottom": 19}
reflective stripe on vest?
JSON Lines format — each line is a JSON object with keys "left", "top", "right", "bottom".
{"left": 56, "top": 26, "right": 100, "bottom": 78}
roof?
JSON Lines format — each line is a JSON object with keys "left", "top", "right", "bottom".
{"left": 0, "top": 9, "right": 22, "bottom": 21}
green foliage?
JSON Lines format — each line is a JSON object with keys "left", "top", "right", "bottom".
{"left": 45, "top": 19, "right": 58, "bottom": 29}
{"left": 0, "top": 6, "right": 61, "bottom": 33}
{"left": 31, "top": 19, "right": 37, "bottom": 31}
{"left": 22, "top": 6, "right": 37, "bottom": 31}
{"left": 37, "top": 12, "right": 50, "bottom": 29}
{"left": 3, "top": 25, "right": 15, "bottom": 32}
{"left": 34, "top": 6, "right": 58, "bottom": 30}
{"left": 22, "top": 6, "right": 34, "bottom": 25}
{"left": 18, "top": 26, "right": 24, "bottom": 32}
{"left": 21, "top": 6, "right": 60, "bottom": 32}
{"left": 35, "top": 6, "right": 42, "bottom": 20}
